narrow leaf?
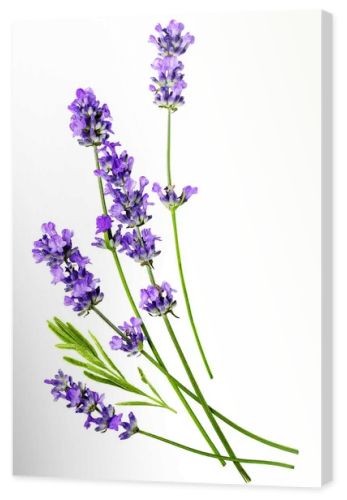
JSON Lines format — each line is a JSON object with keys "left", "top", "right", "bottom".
{"left": 89, "top": 331, "right": 125, "bottom": 379}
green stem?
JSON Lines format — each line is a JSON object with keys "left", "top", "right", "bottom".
{"left": 162, "top": 315, "right": 251, "bottom": 482}
{"left": 165, "top": 111, "right": 213, "bottom": 379}
{"left": 92, "top": 147, "right": 227, "bottom": 467}
{"left": 171, "top": 208, "right": 213, "bottom": 378}
{"left": 138, "top": 430, "right": 294, "bottom": 469}
{"left": 167, "top": 109, "right": 172, "bottom": 185}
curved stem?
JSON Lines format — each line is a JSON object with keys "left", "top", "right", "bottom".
{"left": 138, "top": 430, "right": 294, "bottom": 469}
{"left": 171, "top": 208, "right": 213, "bottom": 378}
{"left": 165, "top": 111, "right": 213, "bottom": 379}
{"left": 92, "top": 147, "right": 227, "bottom": 467}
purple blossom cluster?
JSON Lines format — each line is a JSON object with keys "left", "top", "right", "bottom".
{"left": 110, "top": 317, "right": 145, "bottom": 356}
{"left": 152, "top": 182, "right": 198, "bottom": 209}
{"left": 32, "top": 222, "right": 103, "bottom": 315}
{"left": 109, "top": 176, "right": 153, "bottom": 228}
{"left": 96, "top": 141, "right": 134, "bottom": 187}
{"left": 149, "top": 20, "right": 195, "bottom": 111}
{"left": 119, "top": 228, "right": 161, "bottom": 266}
{"left": 68, "top": 88, "right": 113, "bottom": 146}
{"left": 140, "top": 282, "right": 177, "bottom": 317}
{"left": 45, "top": 370, "right": 138, "bottom": 439}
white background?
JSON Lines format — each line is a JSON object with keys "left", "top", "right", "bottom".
{"left": 2, "top": 0, "right": 347, "bottom": 498}
{"left": 12, "top": 9, "right": 323, "bottom": 488}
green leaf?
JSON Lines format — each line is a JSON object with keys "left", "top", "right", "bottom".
{"left": 89, "top": 331, "right": 125, "bottom": 379}
{"left": 63, "top": 356, "right": 89, "bottom": 368}
{"left": 48, "top": 321, "right": 74, "bottom": 344}
{"left": 73, "top": 345, "right": 106, "bottom": 369}
{"left": 65, "top": 322, "right": 98, "bottom": 357}
{"left": 83, "top": 371, "right": 119, "bottom": 387}
{"left": 55, "top": 343, "right": 76, "bottom": 350}
{"left": 116, "top": 401, "right": 163, "bottom": 408}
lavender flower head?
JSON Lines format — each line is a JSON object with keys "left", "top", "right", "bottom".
{"left": 93, "top": 217, "right": 123, "bottom": 250}
{"left": 119, "top": 228, "right": 161, "bottom": 266}
{"left": 140, "top": 281, "right": 177, "bottom": 317}
{"left": 68, "top": 88, "right": 113, "bottom": 146}
{"left": 149, "top": 56, "right": 187, "bottom": 111}
{"left": 152, "top": 183, "right": 197, "bottom": 209}
{"left": 149, "top": 21, "right": 194, "bottom": 111}
{"left": 110, "top": 317, "right": 145, "bottom": 356}
{"left": 32, "top": 222, "right": 103, "bottom": 315}
{"left": 109, "top": 176, "right": 153, "bottom": 228}
{"left": 149, "top": 20, "right": 195, "bottom": 56}
{"left": 95, "top": 141, "right": 134, "bottom": 187}
{"left": 45, "top": 371, "right": 137, "bottom": 439}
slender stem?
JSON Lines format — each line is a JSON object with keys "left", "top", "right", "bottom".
{"left": 171, "top": 208, "right": 213, "bottom": 378}
{"left": 162, "top": 315, "right": 251, "bottom": 482}
{"left": 165, "top": 111, "right": 213, "bottom": 379}
{"left": 166, "top": 109, "right": 172, "bottom": 185}
{"left": 138, "top": 430, "right": 294, "bottom": 469}
{"left": 92, "top": 148, "right": 227, "bottom": 467}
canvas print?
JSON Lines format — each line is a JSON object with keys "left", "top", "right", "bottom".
{"left": 13, "top": 11, "right": 331, "bottom": 487}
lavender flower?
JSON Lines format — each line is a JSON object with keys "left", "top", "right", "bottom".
{"left": 152, "top": 183, "right": 198, "bottom": 209}
{"left": 96, "top": 214, "right": 112, "bottom": 234}
{"left": 109, "top": 317, "right": 145, "bottom": 356}
{"left": 119, "top": 412, "right": 139, "bottom": 440}
{"left": 149, "top": 20, "right": 195, "bottom": 56}
{"left": 149, "top": 56, "right": 187, "bottom": 111}
{"left": 45, "top": 371, "right": 135, "bottom": 437}
{"left": 149, "top": 21, "right": 194, "bottom": 111}
{"left": 119, "top": 228, "right": 161, "bottom": 266}
{"left": 140, "top": 282, "right": 177, "bottom": 316}
{"left": 95, "top": 141, "right": 134, "bottom": 187}
{"left": 68, "top": 88, "right": 113, "bottom": 146}
{"left": 33, "top": 222, "right": 103, "bottom": 315}
{"left": 109, "top": 176, "right": 153, "bottom": 228}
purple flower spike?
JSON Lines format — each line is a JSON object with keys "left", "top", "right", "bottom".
{"left": 95, "top": 141, "right": 134, "bottom": 187}
{"left": 119, "top": 412, "right": 139, "bottom": 440}
{"left": 149, "top": 20, "right": 195, "bottom": 56}
{"left": 33, "top": 222, "right": 104, "bottom": 315}
{"left": 149, "top": 21, "right": 194, "bottom": 111}
{"left": 68, "top": 88, "right": 113, "bottom": 147}
{"left": 152, "top": 183, "right": 198, "bottom": 209}
{"left": 45, "top": 371, "right": 132, "bottom": 437}
{"left": 109, "top": 176, "right": 153, "bottom": 228}
{"left": 119, "top": 228, "right": 161, "bottom": 266}
{"left": 110, "top": 317, "right": 145, "bottom": 356}
{"left": 149, "top": 56, "right": 187, "bottom": 111}
{"left": 140, "top": 281, "right": 177, "bottom": 317}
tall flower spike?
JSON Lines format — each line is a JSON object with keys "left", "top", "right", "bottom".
{"left": 68, "top": 88, "right": 113, "bottom": 146}
{"left": 140, "top": 281, "right": 177, "bottom": 317}
{"left": 109, "top": 317, "right": 145, "bottom": 356}
{"left": 149, "top": 21, "right": 194, "bottom": 111}
{"left": 33, "top": 222, "right": 103, "bottom": 315}
{"left": 152, "top": 183, "right": 198, "bottom": 209}
{"left": 44, "top": 371, "right": 134, "bottom": 437}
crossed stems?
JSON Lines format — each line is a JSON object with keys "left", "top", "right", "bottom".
{"left": 92, "top": 146, "right": 299, "bottom": 479}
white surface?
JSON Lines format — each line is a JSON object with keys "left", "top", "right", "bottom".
{"left": 2, "top": 0, "right": 346, "bottom": 499}
{"left": 12, "top": 8, "right": 326, "bottom": 489}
